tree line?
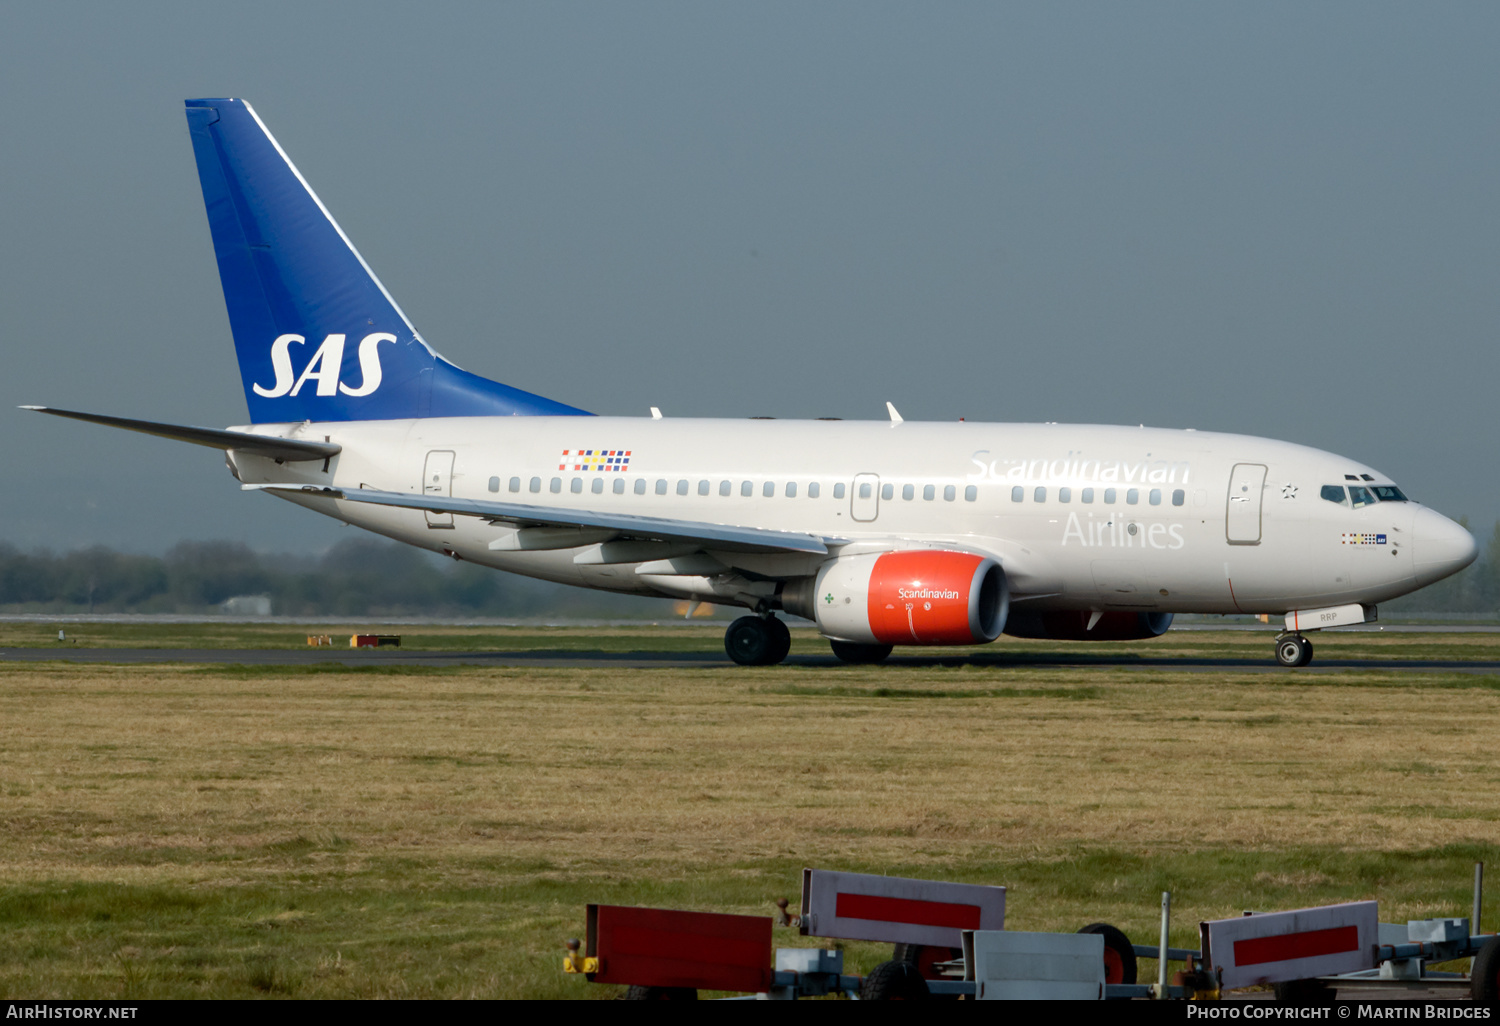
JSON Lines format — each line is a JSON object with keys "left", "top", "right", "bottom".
{"left": 2, "top": 521, "right": 1497, "bottom": 617}
{"left": 0, "top": 538, "right": 675, "bottom": 617}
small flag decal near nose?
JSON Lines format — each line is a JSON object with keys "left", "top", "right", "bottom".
{"left": 559, "top": 449, "right": 632, "bottom": 472}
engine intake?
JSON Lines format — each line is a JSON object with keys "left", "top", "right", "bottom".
{"left": 783, "top": 550, "right": 1008, "bottom": 646}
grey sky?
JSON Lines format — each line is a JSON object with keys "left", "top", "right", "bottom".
{"left": 3, "top": 2, "right": 1496, "bottom": 554}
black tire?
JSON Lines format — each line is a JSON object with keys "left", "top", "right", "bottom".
{"left": 1078, "top": 922, "right": 1137, "bottom": 986}
{"left": 1275, "top": 635, "right": 1308, "bottom": 667}
{"left": 725, "top": 616, "right": 772, "bottom": 665}
{"left": 860, "top": 959, "right": 929, "bottom": 1001}
{"left": 764, "top": 616, "right": 791, "bottom": 665}
{"left": 830, "top": 640, "right": 893, "bottom": 664}
{"left": 621, "top": 985, "right": 698, "bottom": 1000}
{"left": 1472, "top": 934, "right": 1500, "bottom": 1003}
{"left": 893, "top": 943, "right": 963, "bottom": 976}
{"left": 1273, "top": 978, "right": 1334, "bottom": 1003}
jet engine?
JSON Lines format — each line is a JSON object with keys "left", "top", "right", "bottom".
{"left": 1002, "top": 609, "right": 1173, "bottom": 641}
{"left": 781, "top": 550, "right": 1008, "bottom": 646}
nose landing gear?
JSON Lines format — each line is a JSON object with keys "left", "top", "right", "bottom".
{"left": 724, "top": 614, "right": 792, "bottom": 666}
{"left": 1275, "top": 632, "right": 1314, "bottom": 667}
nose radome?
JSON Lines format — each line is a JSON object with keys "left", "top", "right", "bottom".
{"left": 1411, "top": 507, "right": 1479, "bottom": 587}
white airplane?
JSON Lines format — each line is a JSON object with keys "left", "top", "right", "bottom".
{"left": 27, "top": 99, "right": 1478, "bottom": 668}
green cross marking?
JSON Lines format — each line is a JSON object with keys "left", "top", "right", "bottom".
{"left": 824, "top": 592, "right": 835, "bottom": 604}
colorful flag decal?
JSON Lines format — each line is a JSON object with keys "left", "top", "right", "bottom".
{"left": 559, "top": 449, "right": 632, "bottom": 472}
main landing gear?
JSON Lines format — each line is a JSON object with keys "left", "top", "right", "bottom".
{"left": 724, "top": 615, "right": 791, "bottom": 666}
{"left": 1275, "top": 632, "right": 1314, "bottom": 667}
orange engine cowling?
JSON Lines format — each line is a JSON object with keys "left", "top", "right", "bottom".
{"left": 794, "top": 550, "right": 1009, "bottom": 646}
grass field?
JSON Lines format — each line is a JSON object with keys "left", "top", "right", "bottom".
{"left": 1, "top": 627, "right": 1498, "bottom": 998}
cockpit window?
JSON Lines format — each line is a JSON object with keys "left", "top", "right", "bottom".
{"left": 1348, "top": 485, "right": 1376, "bottom": 508}
{"left": 1321, "top": 485, "right": 1348, "bottom": 506}
{"left": 1371, "top": 485, "right": 1407, "bottom": 502}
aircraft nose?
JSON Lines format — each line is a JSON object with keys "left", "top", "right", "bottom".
{"left": 1411, "top": 507, "right": 1479, "bottom": 587}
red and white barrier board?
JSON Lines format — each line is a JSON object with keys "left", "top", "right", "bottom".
{"left": 1201, "top": 901, "right": 1378, "bottom": 990}
{"left": 798, "top": 868, "right": 1006, "bottom": 948}
{"left": 585, "top": 904, "right": 773, "bottom": 993}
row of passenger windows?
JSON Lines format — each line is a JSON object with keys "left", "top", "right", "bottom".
{"left": 1011, "top": 485, "right": 1186, "bottom": 507}
{"left": 486, "top": 475, "right": 982, "bottom": 502}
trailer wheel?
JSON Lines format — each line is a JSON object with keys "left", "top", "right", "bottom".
{"left": 1077, "top": 922, "right": 1137, "bottom": 986}
{"left": 1472, "top": 934, "right": 1500, "bottom": 1003}
{"left": 861, "top": 960, "right": 929, "bottom": 1000}
{"left": 1272, "top": 978, "right": 1333, "bottom": 1003}
{"left": 621, "top": 985, "right": 698, "bottom": 1000}
{"left": 891, "top": 943, "right": 963, "bottom": 981}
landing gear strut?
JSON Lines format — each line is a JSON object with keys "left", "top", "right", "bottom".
{"left": 724, "top": 615, "right": 791, "bottom": 666}
{"left": 1275, "top": 632, "right": 1314, "bottom": 667}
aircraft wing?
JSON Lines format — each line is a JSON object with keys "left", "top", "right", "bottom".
{"left": 248, "top": 483, "right": 836, "bottom": 556}
{"left": 22, "top": 406, "right": 341, "bottom": 462}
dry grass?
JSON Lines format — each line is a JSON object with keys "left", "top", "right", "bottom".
{"left": 2, "top": 655, "right": 1499, "bottom": 997}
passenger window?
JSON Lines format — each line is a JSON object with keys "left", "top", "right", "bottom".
{"left": 902, "top": 484, "right": 914, "bottom": 500}
{"left": 634, "top": 478, "right": 646, "bottom": 495}
{"left": 488, "top": 476, "right": 500, "bottom": 493}
{"left": 1034, "top": 487, "right": 1047, "bottom": 502}
{"left": 655, "top": 479, "right": 667, "bottom": 495}
{"left": 571, "top": 478, "right": 583, "bottom": 493}
{"left": 677, "top": 480, "right": 689, "bottom": 496}
{"left": 698, "top": 480, "right": 710, "bottom": 496}
{"left": 550, "top": 477, "right": 562, "bottom": 493}
{"left": 742, "top": 481, "right": 753, "bottom": 497}
{"left": 881, "top": 484, "right": 894, "bottom": 500}
{"left": 859, "top": 483, "right": 872, "bottom": 499}
{"left": 719, "top": 481, "right": 731, "bottom": 497}
{"left": 1171, "top": 489, "right": 1184, "bottom": 506}
{"left": 786, "top": 482, "right": 797, "bottom": 498}
{"left": 1012, "top": 486, "right": 1024, "bottom": 502}
{"left": 923, "top": 484, "right": 935, "bottom": 501}
{"left": 763, "top": 481, "right": 775, "bottom": 498}
{"left": 509, "top": 477, "right": 521, "bottom": 493}
{"left": 1149, "top": 488, "right": 1161, "bottom": 505}
{"left": 1321, "top": 485, "right": 1348, "bottom": 505}
{"left": 944, "top": 484, "right": 956, "bottom": 502}
{"left": 808, "top": 483, "right": 820, "bottom": 498}
{"left": 1082, "top": 488, "right": 1094, "bottom": 503}
{"left": 1059, "top": 487, "right": 1071, "bottom": 503}
{"left": 964, "top": 485, "right": 977, "bottom": 502}
{"left": 835, "top": 483, "right": 846, "bottom": 499}
{"left": 1103, "top": 488, "right": 1115, "bottom": 504}
{"left": 613, "top": 479, "right": 625, "bottom": 494}
{"left": 1348, "top": 486, "right": 1375, "bottom": 508}
{"left": 530, "top": 476, "right": 542, "bottom": 493}
{"left": 1126, "top": 488, "right": 1139, "bottom": 505}
{"left": 591, "top": 478, "right": 604, "bottom": 494}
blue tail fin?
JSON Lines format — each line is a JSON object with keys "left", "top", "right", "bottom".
{"left": 184, "top": 99, "right": 589, "bottom": 423}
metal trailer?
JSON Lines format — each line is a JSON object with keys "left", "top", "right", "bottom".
{"left": 561, "top": 863, "right": 1500, "bottom": 1001}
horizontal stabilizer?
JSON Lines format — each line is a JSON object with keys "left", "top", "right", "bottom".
{"left": 247, "top": 483, "right": 834, "bottom": 555}
{"left": 22, "top": 406, "right": 341, "bottom": 462}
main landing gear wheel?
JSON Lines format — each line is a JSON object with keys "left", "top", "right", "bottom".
{"left": 829, "top": 640, "right": 893, "bottom": 664}
{"left": 1275, "top": 633, "right": 1314, "bottom": 667}
{"left": 725, "top": 615, "right": 790, "bottom": 666}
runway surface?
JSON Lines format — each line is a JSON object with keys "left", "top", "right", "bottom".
{"left": 5, "top": 646, "right": 1499, "bottom": 673}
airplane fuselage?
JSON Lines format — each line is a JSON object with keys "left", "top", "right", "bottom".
{"left": 228, "top": 416, "right": 1465, "bottom": 618}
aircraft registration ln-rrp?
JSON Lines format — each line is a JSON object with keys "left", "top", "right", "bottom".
{"left": 26, "top": 99, "right": 1478, "bottom": 667}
